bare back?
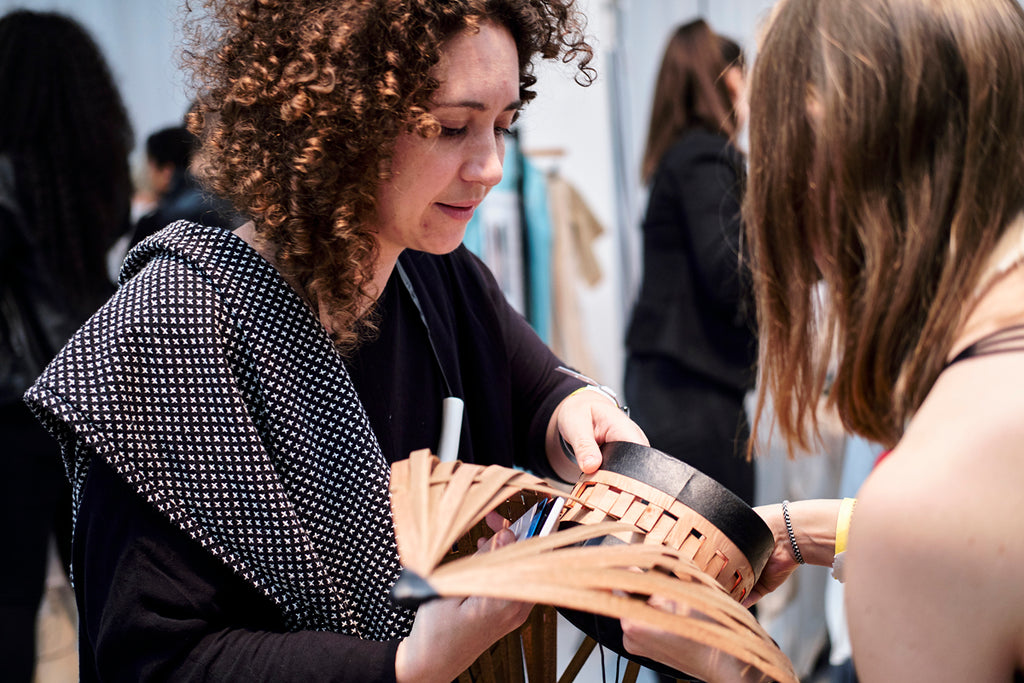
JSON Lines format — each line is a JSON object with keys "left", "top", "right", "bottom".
{"left": 846, "top": 263, "right": 1024, "bottom": 681}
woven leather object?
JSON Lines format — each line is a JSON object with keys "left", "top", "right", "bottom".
{"left": 389, "top": 446, "right": 795, "bottom": 683}
{"left": 562, "top": 442, "right": 771, "bottom": 601}
{"left": 557, "top": 441, "right": 773, "bottom": 678}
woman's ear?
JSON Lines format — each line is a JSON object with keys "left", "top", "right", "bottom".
{"left": 724, "top": 65, "right": 749, "bottom": 132}
{"left": 724, "top": 65, "right": 745, "bottom": 106}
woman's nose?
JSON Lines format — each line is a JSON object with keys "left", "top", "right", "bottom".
{"left": 462, "top": 133, "right": 505, "bottom": 188}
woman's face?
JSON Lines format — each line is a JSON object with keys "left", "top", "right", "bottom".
{"left": 724, "top": 65, "right": 748, "bottom": 131}
{"left": 372, "top": 20, "right": 520, "bottom": 262}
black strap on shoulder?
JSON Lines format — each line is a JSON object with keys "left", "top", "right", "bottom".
{"left": 946, "top": 323, "right": 1024, "bottom": 368}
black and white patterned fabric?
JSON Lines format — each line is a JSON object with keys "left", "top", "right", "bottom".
{"left": 25, "top": 220, "right": 414, "bottom": 639}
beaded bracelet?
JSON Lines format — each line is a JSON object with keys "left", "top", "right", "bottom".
{"left": 781, "top": 500, "right": 804, "bottom": 564}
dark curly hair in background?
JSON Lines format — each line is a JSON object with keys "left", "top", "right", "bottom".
{"left": 184, "top": 0, "right": 593, "bottom": 353}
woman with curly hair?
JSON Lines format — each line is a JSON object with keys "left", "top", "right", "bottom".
{"left": 25, "top": 1, "right": 645, "bottom": 681}
{"left": 0, "top": 10, "right": 132, "bottom": 682}
{"left": 622, "top": 0, "right": 1024, "bottom": 680}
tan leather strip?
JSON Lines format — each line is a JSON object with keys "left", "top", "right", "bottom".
{"left": 390, "top": 450, "right": 797, "bottom": 683}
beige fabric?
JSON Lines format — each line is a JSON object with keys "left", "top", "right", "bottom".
{"left": 547, "top": 174, "right": 605, "bottom": 378}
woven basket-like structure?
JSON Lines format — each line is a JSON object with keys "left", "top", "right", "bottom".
{"left": 556, "top": 441, "right": 773, "bottom": 679}
{"left": 561, "top": 441, "right": 771, "bottom": 603}
{"left": 389, "top": 445, "right": 796, "bottom": 683}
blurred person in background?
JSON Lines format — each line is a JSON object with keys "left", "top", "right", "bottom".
{"left": 128, "top": 124, "right": 241, "bottom": 251}
{"left": 0, "top": 9, "right": 133, "bottom": 682}
{"left": 623, "top": 19, "right": 757, "bottom": 505}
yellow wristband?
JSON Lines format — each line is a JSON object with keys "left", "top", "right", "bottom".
{"left": 835, "top": 497, "right": 857, "bottom": 555}
{"left": 569, "top": 385, "right": 619, "bottom": 408}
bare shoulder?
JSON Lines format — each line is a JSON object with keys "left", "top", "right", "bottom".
{"left": 845, "top": 354, "right": 1024, "bottom": 680}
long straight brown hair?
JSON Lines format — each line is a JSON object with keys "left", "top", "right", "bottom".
{"left": 641, "top": 19, "right": 744, "bottom": 183}
{"left": 745, "top": 0, "right": 1024, "bottom": 451}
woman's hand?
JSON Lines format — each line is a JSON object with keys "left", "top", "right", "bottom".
{"left": 742, "top": 502, "right": 800, "bottom": 607}
{"left": 394, "top": 512, "right": 533, "bottom": 683}
{"left": 621, "top": 599, "right": 777, "bottom": 683}
{"left": 743, "top": 499, "right": 842, "bottom": 607}
{"left": 546, "top": 387, "right": 648, "bottom": 480}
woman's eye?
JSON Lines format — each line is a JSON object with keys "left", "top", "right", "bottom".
{"left": 440, "top": 126, "right": 466, "bottom": 137}
{"left": 495, "top": 126, "right": 513, "bottom": 137}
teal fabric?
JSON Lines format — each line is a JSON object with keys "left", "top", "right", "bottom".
{"left": 463, "top": 138, "right": 554, "bottom": 342}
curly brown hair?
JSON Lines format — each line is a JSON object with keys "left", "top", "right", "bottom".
{"left": 183, "top": 0, "right": 593, "bottom": 353}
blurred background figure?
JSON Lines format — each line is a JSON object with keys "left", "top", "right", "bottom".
{"left": 0, "top": 9, "right": 133, "bottom": 681}
{"left": 127, "top": 123, "right": 241, "bottom": 252}
{"left": 623, "top": 18, "right": 756, "bottom": 505}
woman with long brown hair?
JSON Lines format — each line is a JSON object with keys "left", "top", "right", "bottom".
{"left": 24, "top": 1, "right": 646, "bottom": 681}
{"left": 624, "top": 18, "right": 756, "bottom": 504}
{"left": 622, "top": 0, "right": 1024, "bottom": 680}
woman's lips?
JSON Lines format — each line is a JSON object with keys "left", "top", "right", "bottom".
{"left": 436, "top": 202, "right": 478, "bottom": 220}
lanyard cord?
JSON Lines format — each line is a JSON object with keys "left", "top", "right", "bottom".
{"left": 394, "top": 260, "right": 463, "bottom": 462}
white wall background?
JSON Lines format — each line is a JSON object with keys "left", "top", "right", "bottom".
{"left": 0, "top": 0, "right": 778, "bottom": 391}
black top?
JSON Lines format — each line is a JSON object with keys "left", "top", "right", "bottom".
{"left": 1, "top": 155, "right": 113, "bottom": 403}
{"left": 346, "top": 247, "right": 571, "bottom": 473}
{"left": 129, "top": 170, "right": 241, "bottom": 249}
{"left": 945, "top": 323, "right": 1024, "bottom": 368}
{"left": 77, "top": 458, "right": 403, "bottom": 682}
{"left": 624, "top": 128, "right": 756, "bottom": 396}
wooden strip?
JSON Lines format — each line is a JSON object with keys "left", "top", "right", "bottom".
{"left": 635, "top": 502, "right": 665, "bottom": 532}
{"left": 608, "top": 490, "right": 636, "bottom": 518}
{"left": 390, "top": 454, "right": 797, "bottom": 683}
{"left": 667, "top": 523, "right": 699, "bottom": 552}
{"left": 645, "top": 513, "right": 676, "bottom": 546}
{"left": 704, "top": 550, "right": 729, "bottom": 579}
{"left": 472, "top": 647, "right": 497, "bottom": 683}
{"left": 521, "top": 606, "right": 556, "bottom": 683}
{"left": 619, "top": 498, "right": 648, "bottom": 526}
{"left": 502, "top": 626, "right": 525, "bottom": 683}
{"left": 558, "top": 636, "right": 597, "bottom": 683}
{"left": 691, "top": 532, "right": 719, "bottom": 569}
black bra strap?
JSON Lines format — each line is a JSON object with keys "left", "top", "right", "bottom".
{"left": 946, "top": 322, "right": 1024, "bottom": 368}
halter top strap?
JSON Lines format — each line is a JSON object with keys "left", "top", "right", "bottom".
{"left": 945, "top": 322, "right": 1024, "bottom": 368}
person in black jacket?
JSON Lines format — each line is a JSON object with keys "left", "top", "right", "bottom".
{"left": 0, "top": 9, "right": 133, "bottom": 682}
{"left": 623, "top": 19, "right": 757, "bottom": 504}
{"left": 128, "top": 125, "right": 241, "bottom": 250}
